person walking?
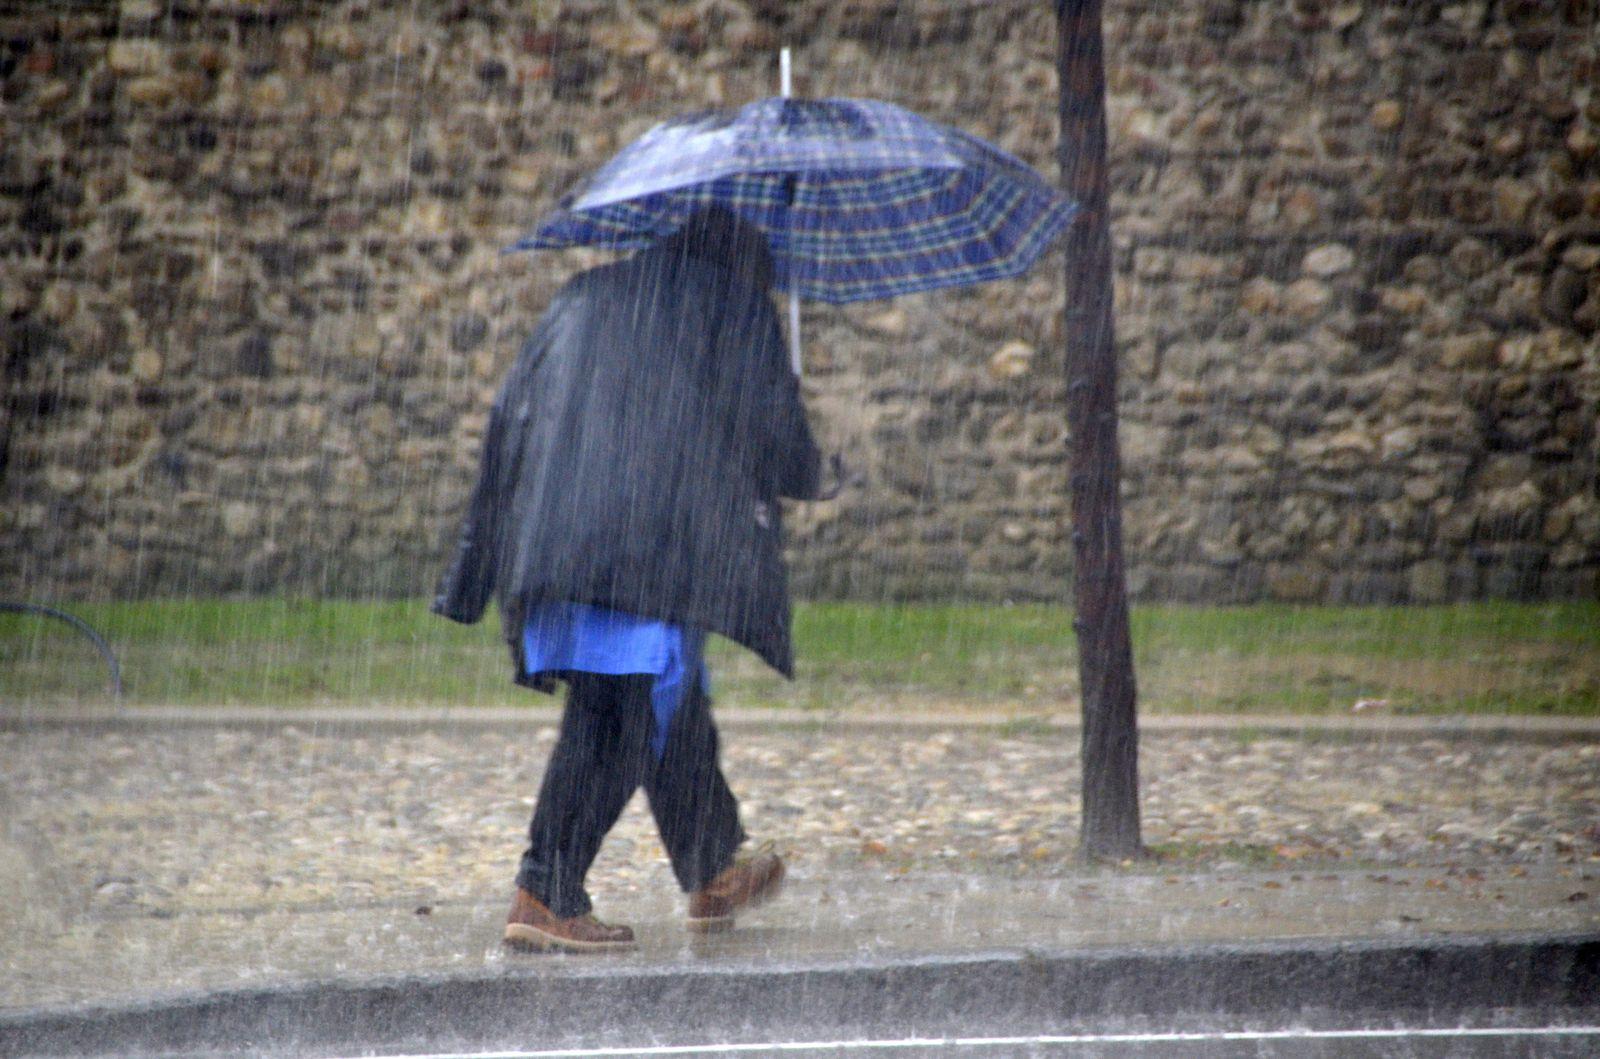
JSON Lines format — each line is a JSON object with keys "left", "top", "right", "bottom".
{"left": 432, "top": 207, "right": 825, "bottom": 952}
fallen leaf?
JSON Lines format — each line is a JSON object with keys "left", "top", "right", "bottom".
{"left": 1566, "top": 892, "right": 1590, "bottom": 902}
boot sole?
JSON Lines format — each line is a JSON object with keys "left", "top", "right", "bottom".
{"left": 684, "top": 914, "right": 735, "bottom": 935}
{"left": 503, "top": 922, "right": 636, "bottom": 953}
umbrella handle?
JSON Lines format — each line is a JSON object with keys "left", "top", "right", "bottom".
{"left": 812, "top": 453, "right": 859, "bottom": 501}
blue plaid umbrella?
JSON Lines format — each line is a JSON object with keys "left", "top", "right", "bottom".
{"left": 511, "top": 96, "right": 1076, "bottom": 305}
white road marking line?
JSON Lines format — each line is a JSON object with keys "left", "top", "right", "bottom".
{"left": 339, "top": 1024, "right": 1600, "bottom": 1059}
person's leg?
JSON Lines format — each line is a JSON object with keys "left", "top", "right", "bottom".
{"left": 644, "top": 678, "right": 747, "bottom": 894}
{"left": 516, "top": 673, "right": 654, "bottom": 918}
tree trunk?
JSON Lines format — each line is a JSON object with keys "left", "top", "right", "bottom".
{"left": 1056, "top": 0, "right": 1143, "bottom": 860}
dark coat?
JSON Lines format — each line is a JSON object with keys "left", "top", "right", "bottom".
{"left": 431, "top": 211, "right": 822, "bottom": 679}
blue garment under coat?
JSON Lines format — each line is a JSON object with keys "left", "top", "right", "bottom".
{"left": 522, "top": 602, "right": 706, "bottom": 760}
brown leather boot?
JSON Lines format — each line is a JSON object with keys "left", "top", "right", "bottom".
{"left": 686, "top": 844, "right": 785, "bottom": 934}
{"left": 503, "top": 888, "right": 635, "bottom": 952}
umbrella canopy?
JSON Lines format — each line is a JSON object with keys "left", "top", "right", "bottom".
{"left": 512, "top": 96, "right": 1076, "bottom": 304}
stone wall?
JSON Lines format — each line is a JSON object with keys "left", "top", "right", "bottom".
{"left": 2, "top": 0, "right": 1597, "bottom": 605}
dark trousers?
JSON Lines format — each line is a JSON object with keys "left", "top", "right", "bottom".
{"left": 516, "top": 672, "right": 746, "bottom": 918}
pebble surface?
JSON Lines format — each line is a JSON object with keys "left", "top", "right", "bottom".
{"left": 2, "top": 725, "right": 1596, "bottom": 918}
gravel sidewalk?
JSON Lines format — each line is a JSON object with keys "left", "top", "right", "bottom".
{"left": 3, "top": 718, "right": 1598, "bottom": 1017}
{"left": 3, "top": 721, "right": 1596, "bottom": 925}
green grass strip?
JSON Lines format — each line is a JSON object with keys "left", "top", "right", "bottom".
{"left": 2, "top": 599, "right": 1596, "bottom": 716}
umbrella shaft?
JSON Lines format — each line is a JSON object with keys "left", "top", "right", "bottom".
{"left": 788, "top": 292, "right": 802, "bottom": 375}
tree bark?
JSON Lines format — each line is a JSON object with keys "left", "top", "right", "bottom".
{"left": 1056, "top": 0, "right": 1143, "bottom": 860}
